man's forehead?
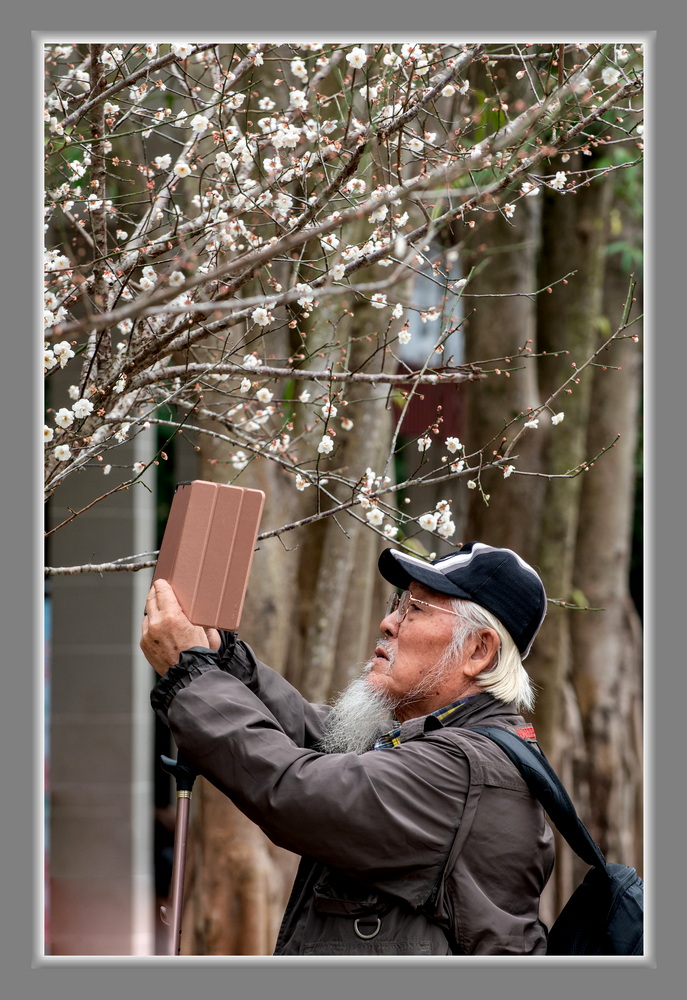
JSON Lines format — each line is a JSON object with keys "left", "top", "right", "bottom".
{"left": 409, "top": 581, "right": 453, "bottom": 604}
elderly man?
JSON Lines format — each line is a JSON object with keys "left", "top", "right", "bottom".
{"left": 142, "top": 541, "right": 555, "bottom": 955}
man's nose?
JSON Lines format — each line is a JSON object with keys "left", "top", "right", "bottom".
{"left": 380, "top": 609, "right": 399, "bottom": 638}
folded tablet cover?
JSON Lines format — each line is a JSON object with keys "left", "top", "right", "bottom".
{"left": 153, "top": 480, "right": 265, "bottom": 630}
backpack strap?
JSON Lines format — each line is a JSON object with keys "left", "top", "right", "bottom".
{"left": 470, "top": 726, "right": 606, "bottom": 871}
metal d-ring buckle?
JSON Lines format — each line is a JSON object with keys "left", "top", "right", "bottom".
{"left": 353, "top": 916, "right": 382, "bottom": 940}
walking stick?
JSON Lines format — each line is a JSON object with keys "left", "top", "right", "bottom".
{"left": 159, "top": 751, "right": 198, "bottom": 956}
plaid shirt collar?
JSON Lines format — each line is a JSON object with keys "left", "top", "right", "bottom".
{"left": 373, "top": 695, "right": 477, "bottom": 750}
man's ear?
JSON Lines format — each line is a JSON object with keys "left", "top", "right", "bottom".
{"left": 464, "top": 629, "right": 500, "bottom": 677}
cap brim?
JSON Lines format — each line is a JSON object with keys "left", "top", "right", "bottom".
{"left": 378, "top": 548, "right": 473, "bottom": 600}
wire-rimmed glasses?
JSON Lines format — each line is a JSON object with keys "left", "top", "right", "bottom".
{"left": 385, "top": 590, "right": 462, "bottom": 622}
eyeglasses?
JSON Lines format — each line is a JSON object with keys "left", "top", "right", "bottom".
{"left": 385, "top": 590, "right": 462, "bottom": 622}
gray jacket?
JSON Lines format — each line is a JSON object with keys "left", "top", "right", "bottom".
{"left": 152, "top": 640, "right": 555, "bottom": 955}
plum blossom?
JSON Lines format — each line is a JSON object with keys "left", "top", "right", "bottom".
{"left": 383, "top": 524, "right": 399, "bottom": 539}
{"left": 504, "top": 203, "right": 515, "bottom": 218}
{"left": 255, "top": 388, "right": 274, "bottom": 403}
{"left": 366, "top": 507, "right": 384, "bottom": 527}
{"left": 550, "top": 171, "right": 567, "bottom": 190}
{"left": 44, "top": 425, "right": 54, "bottom": 443}
{"left": 54, "top": 444, "right": 72, "bottom": 461}
{"left": 171, "top": 43, "right": 194, "bottom": 59}
{"left": 54, "top": 341, "right": 75, "bottom": 367}
{"left": 445, "top": 437, "right": 462, "bottom": 453}
{"left": 602, "top": 66, "right": 621, "bottom": 86}
{"left": 190, "top": 114, "right": 211, "bottom": 134}
{"left": 523, "top": 417, "right": 539, "bottom": 429}
{"left": 398, "top": 328, "right": 412, "bottom": 345}
{"left": 295, "top": 474, "right": 311, "bottom": 491}
{"left": 54, "top": 407, "right": 74, "bottom": 429}
{"left": 251, "top": 307, "right": 271, "bottom": 326}
{"left": 346, "top": 47, "right": 367, "bottom": 69}
{"left": 317, "top": 436, "right": 334, "bottom": 455}
{"left": 154, "top": 154, "right": 172, "bottom": 170}
{"left": 71, "top": 398, "right": 94, "bottom": 419}
{"left": 370, "top": 293, "right": 388, "bottom": 309}
{"left": 551, "top": 411, "right": 565, "bottom": 425}
{"left": 417, "top": 436, "right": 432, "bottom": 453}
{"left": 242, "top": 354, "right": 260, "bottom": 370}
{"left": 503, "top": 465, "right": 515, "bottom": 478}
{"left": 173, "top": 159, "right": 193, "bottom": 178}
{"left": 289, "top": 89, "right": 308, "bottom": 110}
{"left": 418, "top": 512, "right": 438, "bottom": 531}
{"left": 232, "top": 450, "right": 249, "bottom": 471}
{"left": 133, "top": 461, "right": 146, "bottom": 475}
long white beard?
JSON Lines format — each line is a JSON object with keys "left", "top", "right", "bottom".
{"left": 317, "top": 669, "right": 395, "bottom": 755}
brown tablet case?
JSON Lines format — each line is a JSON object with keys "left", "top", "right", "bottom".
{"left": 153, "top": 480, "right": 265, "bottom": 630}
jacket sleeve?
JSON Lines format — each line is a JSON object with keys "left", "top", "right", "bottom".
{"left": 151, "top": 638, "right": 330, "bottom": 748}
{"left": 167, "top": 668, "right": 471, "bottom": 907}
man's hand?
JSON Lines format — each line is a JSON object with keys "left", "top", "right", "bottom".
{"left": 141, "top": 578, "right": 221, "bottom": 676}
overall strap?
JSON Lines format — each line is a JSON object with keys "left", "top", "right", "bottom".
{"left": 470, "top": 726, "right": 606, "bottom": 871}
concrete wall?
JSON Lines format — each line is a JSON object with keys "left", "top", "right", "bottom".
{"left": 45, "top": 423, "right": 156, "bottom": 955}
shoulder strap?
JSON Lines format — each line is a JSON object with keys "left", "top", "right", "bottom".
{"left": 470, "top": 726, "right": 606, "bottom": 871}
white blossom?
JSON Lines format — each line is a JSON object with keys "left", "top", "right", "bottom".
{"left": 366, "top": 507, "right": 384, "bottom": 527}
{"left": 54, "top": 407, "right": 74, "bottom": 429}
{"left": 242, "top": 354, "right": 260, "bottom": 369}
{"left": 602, "top": 67, "right": 621, "bottom": 86}
{"left": 346, "top": 46, "right": 367, "bottom": 69}
{"left": 171, "top": 43, "right": 194, "bottom": 59}
{"left": 154, "top": 154, "right": 172, "bottom": 170}
{"left": 289, "top": 89, "right": 308, "bottom": 110}
{"left": 232, "top": 450, "right": 249, "bottom": 471}
{"left": 418, "top": 512, "right": 438, "bottom": 531}
{"left": 173, "top": 159, "right": 193, "bottom": 178}
{"left": 299, "top": 390, "right": 311, "bottom": 403}
{"left": 503, "top": 464, "right": 515, "bottom": 478}
{"left": 103, "top": 464, "right": 112, "bottom": 475}
{"left": 133, "top": 461, "right": 146, "bottom": 475}
{"left": 550, "top": 171, "right": 567, "bottom": 190}
{"left": 398, "top": 328, "right": 412, "bottom": 345}
{"left": 44, "top": 425, "right": 54, "bottom": 443}
{"left": 521, "top": 181, "right": 540, "bottom": 197}
{"left": 551, "top": 411, "right": 565, "bottom": 425}
{"left": 523, "top": 417, "right": 539, "bottom": 429}
{"left": 240, "top": 378, "right": 252, "bottom": 393}
{"left": 467, "top": 479, "right": 478, "bottom": 489}
{"left": 215, "top": 151, "right": 234, "bottom": 169}
{"left": 295, "top": 474, "right": 311, "bottom": 491}
{"left": 190, "top": 113, "right": 211, "bottom": 134}
{"left": 251, "top": 307, "right": 271, "bottom": 326}
{"left": 168, "top": 271, "right": 185, "bottom": 287}
{"left": 437, "top": 518, "right": 455, "bottom": 539}
{"left": 445, "top": 437, "right": 462, "bottom": 453}
{"left": 53, "top": 341, "right": 75, "bottom": 367}
{"left": 317, "top": 436, "right": 334, "bottom": 455}
{"left": 370, "top": 293, "right": 388, "bottom": 309}
{"left": 504, "top": 203, "right": 515, "bottom": 218}
{"left": 71, "top": 398, "right": 94, "bottom": 419}
{"left": 54, "top": 444, "right": 72, "bottom": 461}
{"left": 417, "top": 436, "right": 432, "bottom": 453}
{"left": 256, "top": 387, "right": 273, "bottom": 403}
{"left": 383, "top": 524, "right": 399, "bottom": 538}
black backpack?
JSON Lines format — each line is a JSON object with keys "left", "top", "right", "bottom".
{"left": 471, "top": 725, "right": 644, "bottom": 956}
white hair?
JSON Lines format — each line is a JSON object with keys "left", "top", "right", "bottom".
{"left": 443, "top": 597, "right": 536, "bottom": 713}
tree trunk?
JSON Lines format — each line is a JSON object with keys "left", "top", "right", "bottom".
{"left": 462, "top": 197, "right": 544, "bottom": 564}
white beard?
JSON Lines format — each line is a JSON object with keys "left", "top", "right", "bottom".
{"left": 317, "top": 666, "right": 395, "bottom": 755}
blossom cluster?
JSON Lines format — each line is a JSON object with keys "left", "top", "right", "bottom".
{"left": 43, "top": 40, "right": 643, "bottom": 551}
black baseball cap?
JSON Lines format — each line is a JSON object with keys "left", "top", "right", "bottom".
{"left": 378, "top": 541, "right": 547, "bottom": 658}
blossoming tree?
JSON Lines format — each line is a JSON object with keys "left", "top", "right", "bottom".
{"left": 43, "top": 39, "right": 644, "bottom": 953}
